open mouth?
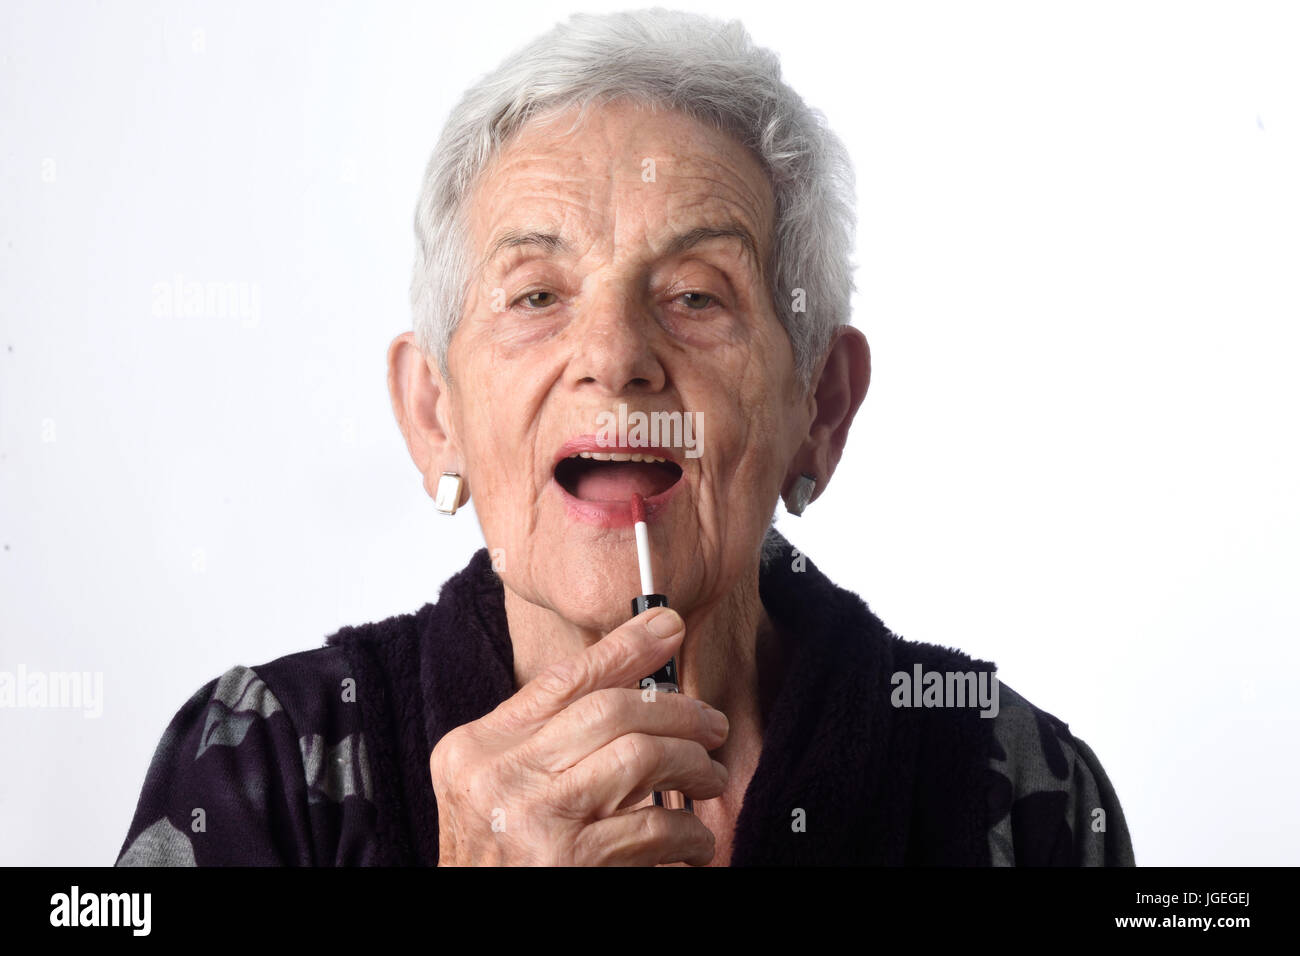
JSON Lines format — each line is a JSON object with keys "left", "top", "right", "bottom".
{"left": 555, "top": 451, "right": 684, "bottom": 503}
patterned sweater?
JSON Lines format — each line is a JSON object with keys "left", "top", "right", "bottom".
{"left": 115, "top": 539, "right": 1135, "bottom": 866}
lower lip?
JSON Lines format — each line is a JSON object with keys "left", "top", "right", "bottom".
{"left": 551, "top": 474, "right": 684, "bottom": 528}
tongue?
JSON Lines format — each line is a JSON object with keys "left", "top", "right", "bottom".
{"left": 574, "top": 461, "right": 675, "bottom": 502}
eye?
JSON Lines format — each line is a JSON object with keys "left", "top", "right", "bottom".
{"left": 514, "top": 290, "right": 557, "bottom": 309}
{"left": 677, "top": 291, "right": 716, "bottom": 310}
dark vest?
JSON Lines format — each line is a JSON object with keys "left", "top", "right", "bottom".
{"left": 326, "top": 532, "right": 997, "bottom": 865}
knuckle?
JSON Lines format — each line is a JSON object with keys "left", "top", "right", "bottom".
{"left": 686, "top": 698, "right": 712, "bottom": 736}
{"left": 580, "top": 688, "right": 626, "bottom": 731}
{"left": 430, "top": 729, "right": 468, "bottom": 780}
{"left": 535, "top": 657, "right": 585, "bottom": 700}
{"left": 611, "top": 732, "right": 660, "bottom": 780}
{"left": 686, "top": 698, "right": 726, "bottom": 741}
{"left": 685, "top": 742, "right": 721, "bottom": 793}
{"left": 546, "top": 769, "right": 580, "bottom": 816}
{"left": 547, "top": 760, "right": 595, "bottom": 819}
{"left": 431, "top": 730, "right": 508, "bottom": 810}
{"left": 571, "top": 818, "right": 613, "bottom": 865}
{"left": 692, "top": 739, "right": 713, "bottom": 767}
{"left": 639, "top": 808, "right": 673, "bottom": 845}
{"left": 571, "top": 822, "right": 604, "bottom": 865}
{"left": 587, "top": 638, "right": 630, "bottom": 683}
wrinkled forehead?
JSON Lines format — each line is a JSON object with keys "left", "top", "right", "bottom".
{"left": 465, "top": 100, "right": 776, "bottom": 270}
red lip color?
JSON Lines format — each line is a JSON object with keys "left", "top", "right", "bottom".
{"left": 628, "top": 493, "right": 694, "bottom": 815}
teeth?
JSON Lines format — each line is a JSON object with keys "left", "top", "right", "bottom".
{"left": 567, "top": 451, "right": 668, "bottom": 463}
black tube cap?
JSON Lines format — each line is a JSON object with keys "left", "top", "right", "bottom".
{"left": 631, "top": 593, "right": 669, "bottom": 617}
{"left": 631, "top": 594, "right": 677, "bottom": 689}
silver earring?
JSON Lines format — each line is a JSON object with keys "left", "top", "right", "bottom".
{"left": 786, "top": 473, "right": 817, "bottom": 516}
{"left": 434, "top": 472, "right": 463, "bottom": 515}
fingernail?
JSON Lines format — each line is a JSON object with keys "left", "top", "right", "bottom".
{"left": 645, "top": 608, "right": 683, "bottom": 638}
{"left": 712, "top": 759, "right": 729, "bottom": 782}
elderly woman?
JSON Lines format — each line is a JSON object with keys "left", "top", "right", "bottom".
{"left": 116, "top": 9, "right": 1133, "bottom": 867}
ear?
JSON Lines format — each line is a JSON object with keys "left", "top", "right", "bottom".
{"left": 781, "top": 325, "right": 871, "bottom": 509}
{"left": 387, "top": 331, "right": 469, "bottom": 509}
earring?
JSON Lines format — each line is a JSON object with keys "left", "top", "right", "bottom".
{"left": 434, "top": 472, "right": 464, "bottom": 515}
{"left": 785, "top": 473, "right": 817, "bottom": 516}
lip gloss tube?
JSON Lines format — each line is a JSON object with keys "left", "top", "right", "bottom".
{"left": 629, "top": 493, "right": 694, "bottom": 814}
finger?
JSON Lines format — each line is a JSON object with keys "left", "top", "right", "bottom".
{"left": 557, "top": 732, "right": 728, "bottom": 819}
{"left": 485, "top": 607, "right": 685, "bottom": 738}
{"left": 525, "top": 686, "right": 728, "bottom": 773}
{"left": 575, "top": 805, "right": 717, "bottom": 867}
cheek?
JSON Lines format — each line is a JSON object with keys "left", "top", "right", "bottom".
{"left": 716, "top": 380, "right": 798, "bottom": 503}
{"left": 732, "top": 340, "right": 796, "bottom": 448}
{"left": 471, "top": 437, "right": 534, "bottom": 517}
{"left": 454, "top": 377, "right": 518, "bottom": 505}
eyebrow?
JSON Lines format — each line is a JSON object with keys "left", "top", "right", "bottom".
{"left": 482, "top": 230, "right": 574, "bottom": 271}
{"left": 661, "top": 224, "right": 762, "bottom": 273}
{"left": 480, "top": 222, "right": 764, "bottom": 276}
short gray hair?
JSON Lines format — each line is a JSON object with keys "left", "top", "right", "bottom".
{"left": 410, "top": 8, "right": 857, "bottom": 391}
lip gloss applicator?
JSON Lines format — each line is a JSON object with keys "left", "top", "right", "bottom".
{"left": 628, "top": 492, "right": 694, "bottom": 814}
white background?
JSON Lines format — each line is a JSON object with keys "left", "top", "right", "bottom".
{"left": 2, "top": 0, "right": 1297, "bottom": 866}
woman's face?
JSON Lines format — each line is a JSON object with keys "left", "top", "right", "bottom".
{"left": 440, "top": 99, "right": 812, "bottom": 632}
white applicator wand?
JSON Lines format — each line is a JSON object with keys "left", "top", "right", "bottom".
{"left": 629, "top": 492, "right": 694, "bottom": 814}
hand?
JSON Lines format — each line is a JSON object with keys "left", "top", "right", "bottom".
{"left": 430, "top": 606, "right": 730, "bottom": 865}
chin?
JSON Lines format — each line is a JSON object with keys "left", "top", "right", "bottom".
{"left": 551, "top": 596, "right": 629, "bottom": 638}
{"left": 513, "top": 561, "right": 635, "bottom": 635}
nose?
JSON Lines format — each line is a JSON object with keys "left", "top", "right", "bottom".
{"left": 565, "top": 281, "right": 666, "bottom": 395}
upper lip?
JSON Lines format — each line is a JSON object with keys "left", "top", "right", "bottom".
{"left": 552, "top": 434, "right": 683, "bottom": 470}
